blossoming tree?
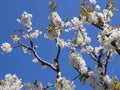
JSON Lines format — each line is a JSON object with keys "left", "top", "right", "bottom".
{"left": 1, "top": 0, "right": 120, "bottom": 90}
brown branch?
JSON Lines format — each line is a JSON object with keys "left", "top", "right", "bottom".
{"left": 31, "top": 48, "right": 57, "bottom": 71}
{"left": 92, "top": 23, "right": 104, "bottom": 30}
{"left": 17, "top": 41, "right": 32, "bottom": 50}
{"left": 103, "top": 51, "right": 111, "bottom": 75}
{"left": 28, "top": 36, "right": 57, "bottom": 71}
{"left": 54, "top": 45, "right": 61, "bottom": 78}
{"left": 17, "top": 41, "right": 57, "bottom": 72}
{"left": 90, "top": 52, "right": 98, "bottom": 63}
{"left": 97, "top": 49, "right": 103, "bottom": 67}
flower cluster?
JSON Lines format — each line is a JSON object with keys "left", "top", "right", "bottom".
{"left": 11, "top": 34, "right": 20, "bottom": 42}
{"left": 17, "top": 11, "right": 33, "bottom": 32}
{"left": 1, "top": 42, "right": 12, "bottom": 53}
{"left": 49, "top": 11, "right": 64, "bottom": 27}
{"left": 0, "top": 74, "right": 23, "bottom": 90}
{"left": 23, "top": 29, "right": 42, "bottom": 39}
{"left": 56, "top": 77, "right": 75, "bottom": 90}
{"left": 45, "top": 11, "right": 64, "bottom": 40}
{"left": 70, "top": 51, "right": 88, "bottom": 74}
{"left": 1, "top": 0, "right": 119, "bottom": 90}
{"left": 98, "top": 27, "right": 120, "bottom": 52}
{"left": 24, "top": 80, "right": 42, "bottom": 90}
{"left": 88, "top": 71, "right": 113, "bottom": 90}
{"left": 88, "top": 8, "right": 113, "bottom": 24}
{"left": 76, "top": 29, "right": 91, "bottom": 47}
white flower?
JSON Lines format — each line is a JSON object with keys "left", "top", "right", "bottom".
{"left": 49, "top": 11, "right": 64, "bottom": 27}
{"left": 97, "top": 12, "right": 104, "bottom": 22}
{"left": 89, "top": 0, "right": 96, "bottom": 4}
{"left": 32, "top": 57, "right": 39, "bottom": 63}
{"left": 65, "top": 21, "right": 72, "bottom": 28}
{"left": 22, "top": 47, "right": 30, "bottom": 54}
{"left": 64, "top": 40, "right": 73, "bottom": 47}
{"left": 0, "top": 74, "right": 23, "bottom": 90}
{"left": 11, "top": 34, "right": 20, "bottom": 42}
{"left": 56, "top": 37, "right": 65, "bottom": 48}
{"left": 88, "top": 11, "right": 98, "bottom": 23}
{"left": 70, "top": 52, "right": 88, "bottom": 74}
{"left": 23, "top": 34, "right": 30, "bottom": 39}
{"left": 56, "top": 77, "right": 75, "bottom": 90}
{"left": 1, "top": 42, "right": 12, "bottom": 53}
{"left": 71, "top": 17, "right": 83, "bottom": 30}
{"left": 32, "top": 80, "right": 42, "bottom": 90}
{"left": 30, "top": 32, "right": 39, "bottom": 38}
{"left": 103, "top": 75, "right": 112, "bottom": 85}
{"left": 85, "top": 45, "right": 94, "bottom": 53}
{"left": 95, "top": 5, "right": 101, "bottom": 10}
{"left": 17, "top": 11, "right": 32, "bottom": 32}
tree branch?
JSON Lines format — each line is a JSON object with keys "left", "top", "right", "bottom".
{"left": 54, "top": 45, "right": 61, "bottom": 78}
{"left": 97, "top": 49, "right": 103, "bottom": 67}
{"left": 103, "top": 51, "right": 111, "bottom": 75}
{"left": 31, "top": 48, "right": 57, "bottom": 71}
{"left": 92, "top": 23, "right": 104, "bottom": 30}
{"left": 90, "top": 52, "right": 98, "bottom": 63}
{"left": 17, "top": 41, "right": 57, "bottom": 72}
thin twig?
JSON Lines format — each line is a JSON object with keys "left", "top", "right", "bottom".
{"left": 43, "top": 84, "right": 55, "bottom": 90}
{"left": 71, "top": 74, "right": 80, "bottom": 82}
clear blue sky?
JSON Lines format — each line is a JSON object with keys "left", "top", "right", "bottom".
{"left": 0, "top": 0, "right": 120, "bottom": 90}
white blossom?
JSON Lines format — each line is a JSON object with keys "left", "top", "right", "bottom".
{"left": 56, "top": 37, "right": 65, "bottom": 48}
{"left": 65, "top": 21, "right": 72, "bottom": 28}
{"left": 1, "top": 42, "right": 12, "bottom": 53}
{"left": 65, "top": 21, "right": 73, "bottom": 32}
{"left": 32, "top": 57, "right": 39, "bottom": 63}
{"left": 23, "top": 34, "right": 30, "bottom": 39}
{"left": 49, "top": 11, "right": 64, "bottom": 27}
{"left": 89, "top": 0, "right": 96, "bottom": 4}
{"left": 22, "top": 47, "right": 30, "bottom": 54}
{"left": 88, "top": 11, "right": 98, "bottom": 24}
{"left": 56, "top": 77, "right": 75, "bottom": 90}
{"left": 71, "top": 17, "right": 83, "bottom": 30}
{"left": 32, "top": 81, "right": 42, "bottom": 90}
{"left": 0, "top": 74, "right": 23, "bottom": 90}
{"left": 85, "top": 45, "right": 94, "bottom": 53}
{"left": 103, "top": 75, "right": 112, "bottom": 85}
{"left": 24, "top": 81, "right": 42, "bottom": 90}
{"left": 95, "top": 5, "right": 101, "bottom": 11}
{"left": 17, "top": 11, "right": 32, "bottom": 32}
{"left": 11, "top": 34, "right": 20, "bottom": 42}
{"left": 30, "top": 31, "right": 39, "bottom": 38}
{"left": 70, "top": 51, "right": 88, "bottom": 74}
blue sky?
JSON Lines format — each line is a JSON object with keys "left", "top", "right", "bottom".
{"left": 0, "top": 0, "right": 120, "bottom": 90}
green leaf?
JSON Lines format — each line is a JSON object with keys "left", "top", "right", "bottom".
{"left": 79, "top": 74, "right": 87, "bottom": 85}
